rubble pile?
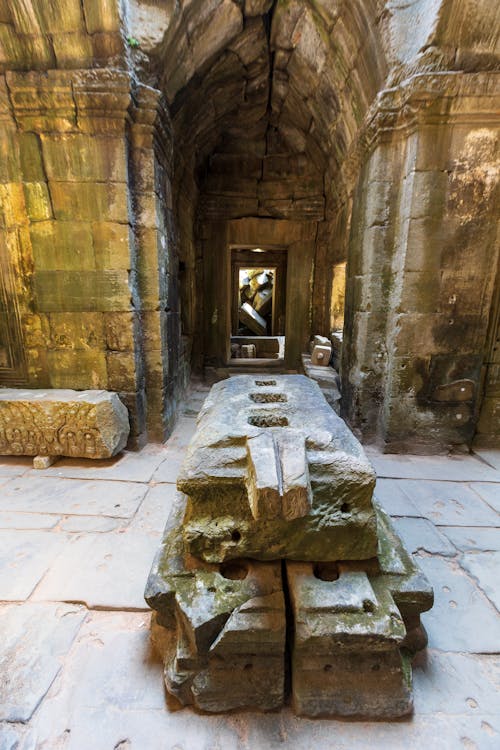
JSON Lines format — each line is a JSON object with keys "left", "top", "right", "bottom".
{"left": 238, "top": 268, "right": 274, "bottom": 337}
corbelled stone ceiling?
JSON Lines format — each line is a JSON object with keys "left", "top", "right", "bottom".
{"left": 143, "top": 0, "right": 387, "bottom": 198}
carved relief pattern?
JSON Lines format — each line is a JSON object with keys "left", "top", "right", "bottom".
{"left": 0, "top": 401, "right": 103, "bottom": 457}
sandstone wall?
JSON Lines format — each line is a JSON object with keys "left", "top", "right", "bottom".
{"left": 0, "top": 0, "right": 498, "bottom": 450}
{"left": 0, "top": 2, "right": 188, "bottom": 444}
{"left": 342, "top": 74, "right": 500, "bottom": 451}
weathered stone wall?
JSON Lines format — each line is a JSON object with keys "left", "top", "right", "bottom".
{"left": 342, "top": 74, "right": 500, "bottom": 451}
{"left": 476, "top": 276, "right": 500, "bottom": 446}
{"left": 0, "top": 70, "right": 144, "bottom": 437}
{"left": 0, "top": 0, "right": 498, "bottom": 450}
{"left": 0, "top": 1, "right": 189, "bottom": 444}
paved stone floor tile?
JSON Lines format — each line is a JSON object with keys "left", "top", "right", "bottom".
{"left": 418, "top": 556, "right": 500, "bottom": 653}
{"left": 0, "top": 476, "right": 148, "bottom": 518}
{"left": 473, "top": 448, "right": 500, "bottom": 472}
{"left": 440, "top": 526, "right": 500, "bottom": 552}
{"left": 459, "top": 551, "right": 500, "bottom": 611}
{"left": 392, "top": 517, "right": 457, "bottom": 556}
{"left": 59, "top": 515, "right": 124, "bottom": 533}
{"left": 366, "top": 449, "right": 500, "bottom": 482}
{"left": 165, "top": 415, "right": 197, "bottom": 449}
{"left": 0, "top": 724, "right": 36, "bottom": 750}
{"left": 21, "top": 444, "right": 167, "bottom": 483}
{"left": 151, "top": 447, "right": 186, "bottom": 484}
{"left": 31, "top": 531, "right": 156, "bottom": 609}
{"left": 128, "top": 483, "right": 178, "bottom": 534}
{"left": 0, "top": 512, "right": 60, "bottom": 530}
{"left": 397, "top": 480, "right": 499, "bottom": 526}
{"left": 0, "top": 602, "right": 86, "bottom": 722}
{"left": 412, "top": 650, "right": 500, "bottom": 715}
{"left": 0, "top": 531, "right": 67, "bottom": 600}
{"left": 374, "top": 478, "right": 422, "bottom": 516}
{"left": 246, "top": 711, "right": 500, "bottom": 750}
{"left": 469, "top": 482, "right": 500, "bottom": 513}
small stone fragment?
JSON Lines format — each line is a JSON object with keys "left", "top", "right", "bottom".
{"left": 33, "top": 455, "right": 58, "bottom": 470}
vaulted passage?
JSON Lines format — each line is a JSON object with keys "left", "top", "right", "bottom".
{"left": 151, "top": 0, "right": 387, "bottom": 377}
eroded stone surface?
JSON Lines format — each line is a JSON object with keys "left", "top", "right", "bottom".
{"left": 178, "top": 375, "right": 378, "bottom": 562}
{"left": 145, "top": 494, "right": 285, "bottom": 712}
{"left": 0, "top": 389, "right": 129, "bottom": 459}
{"left": 287, "top": 505, "right": 433, "bottom": 719}
{"left": 0, "top": 602, "right": 85, "bottom": 722}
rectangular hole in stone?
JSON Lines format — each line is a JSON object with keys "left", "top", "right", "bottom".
{"left": 255, "top": 380, "right": 277, "bottom": 386}
{"left": 249, "top": 393, "right": 288, "bottom": 403}
{"left": 248, "top": 414, "right": 289, "bottom": 427}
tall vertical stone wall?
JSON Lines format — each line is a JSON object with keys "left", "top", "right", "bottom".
{"left": 0, "top": 69, "right": 146, "bottom": 440}
{"left": 0, "top": 0, "right": 498, "bottom": 451}
{"left": 343, "top": 73, "right": 500, "bottom": 451}
{"left": 0, "top": 72, "right": 188, "bottom": 444}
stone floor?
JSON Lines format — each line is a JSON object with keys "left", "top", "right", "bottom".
{"left": 0, "top": 381, "right": 499, "bottom": 750}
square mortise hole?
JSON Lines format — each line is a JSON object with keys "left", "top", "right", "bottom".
{"left": 248, "top": 414, "right": 289, "bottom": 427}
{"left": 250, "top": 393, "right": 287, "bottom": 403}
{"left": 255, "top": 380, "right": 276, "bottom": 387}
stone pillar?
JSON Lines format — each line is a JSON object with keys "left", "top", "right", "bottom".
{"left": 343, "top": 72, "right": 500, "bottom": 451}
{"left": 1, "top": 69, "right": 146, "bottom": 442}
{"left": 129, "top": 85, "right": 185, "bottom": 441}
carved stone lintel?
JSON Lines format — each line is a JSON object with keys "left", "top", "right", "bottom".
{"left": 0, "top": 389, "right": 129, "bottom": 459}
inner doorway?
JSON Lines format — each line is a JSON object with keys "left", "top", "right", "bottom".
{"left": 229, "top": 247, "right": 287, "bottom": 364}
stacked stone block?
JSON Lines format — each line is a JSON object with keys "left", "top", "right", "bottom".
{"left": 146, "top": 375, "right": 433, "bottom": 717}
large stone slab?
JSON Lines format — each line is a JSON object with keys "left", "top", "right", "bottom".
{"left": 395, "top": 479, "right": 499, "bottom": 526}
{"left": 287, "top": 505, "right": 433, "bottom": 719}
{"left": 418, "top": 556, "right": 500, "bottom": 653}
{"left": 0, "top": 476, "right": 147, "bottom": 518}
{"left": 177, "top": 375, "right": 378, "bottom": 562}
{"left": 0, "top": 602, "right": 86, "bottom": 722}
{"left": 32, "top": 531, "right": 155, "bottom": 610}
{"left": 0, "top": 389, "right": 129, "bottom": 459}
{"left": 0, "top": 530, "right": 67, "bottom": 600}
{"left": 367, "top": 450, "right": 500, "bottom": 482}
{"left": 440, "top": 525, "right": 500, "bottom": 552}
{"left": 392, "top": 517, "right": 456, "bottom": 556}
{"left": 459, "top": 552, "right": 500, "bottom": 611}
{"left": 145, "top": 494, "right": 286, "bottom": 712}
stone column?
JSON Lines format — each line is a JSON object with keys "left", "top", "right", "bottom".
{"left": 129, "top": 85, "right": 186, "bottom": 440}
{"left": 343, "top": 72, "right": 500, "bottom": 451}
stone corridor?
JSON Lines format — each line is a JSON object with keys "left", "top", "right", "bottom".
{"left": 0, "top": 381, "right": 498, "bottom": 750}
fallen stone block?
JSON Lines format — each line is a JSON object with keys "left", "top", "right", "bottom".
{"left": 177, "top": 375, "right": 378, "bottom": 562}
{"left": 301, "top": 354, "right": 341, "bottom": 412}
{"left": 253, "top": 287, "right": 273, "bottom": 317}
{"left": 239, "top": 302, "right": 267, "bottom": 335}
{"left": 241, "top": 344, "right": 256, "bottom": 358}
{"left": 287, "top": 506, "right": 433, "bottom": 719}
{"left": 310, "top": 335, "right": 330, "bottom": 353}
{"left": 0, "top": 389, "right": 129, "bottom": 459}
{"left": 311, "top": 344, "right": 332, "bottom": 366}
{"left": 145, "top": 493, "right": 285, "bottom": 712}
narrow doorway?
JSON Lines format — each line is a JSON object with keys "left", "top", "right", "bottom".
{"left": 229, "top": 247, "right": 287, "bottom": 364}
